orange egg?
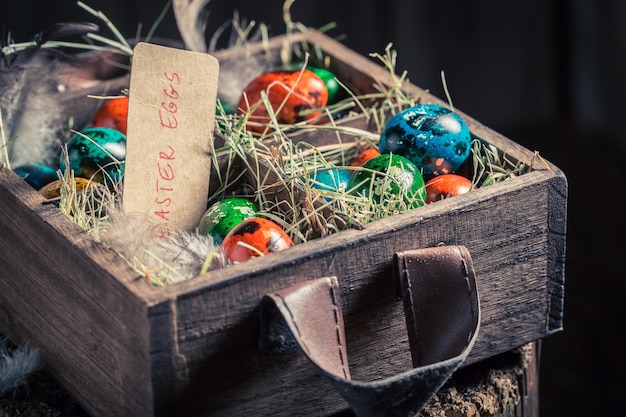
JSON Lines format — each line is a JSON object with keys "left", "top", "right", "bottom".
{"left": 425, "top": 174, "right": 473, "bottom": 203}
{"left": 237, "top": 69, "right": 328, "bottom": 133}
{"left": 91, "top": 96, "right": 129, "bottom": 134}
{"left": 220, "top": 217, "right": 294, "bottom": 263}
{"left": 350, "top": 148, "right": 381, "bottom": 169}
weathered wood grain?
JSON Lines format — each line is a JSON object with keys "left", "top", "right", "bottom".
{"left": 0, "top": 166, "right": 156, "bottom": 416}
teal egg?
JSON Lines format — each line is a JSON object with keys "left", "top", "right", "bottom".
{"left": 13, "top": 163, "right": 58, "bottom": 190}
{"left": 348, "top": 153, "right": 426, "bottom": 209}
{"left": 60, "top": 127, "right": 126, "bottom": 183}
{"left": 379, "top": 104, "right": 472, "bottom": 180}
{"left": 308, "top": 167, "right": 352, "bottom": 199}
{"left": 198, "top": 197, "right": 259, "bottom": 244}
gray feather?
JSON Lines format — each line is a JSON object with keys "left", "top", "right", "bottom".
{"left": 1, "top": 23, "right": 131, "bottom": 167}
{"left": 0, "top": 338, "right": 41, "bottom": 396}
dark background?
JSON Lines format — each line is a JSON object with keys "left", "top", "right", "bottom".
{"left": 3, "top": 1, "right": 625, "bottom": 416}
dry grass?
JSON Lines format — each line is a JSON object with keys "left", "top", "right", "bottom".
{"left": 4, "top": 2, "right": 530, "bottom": 286}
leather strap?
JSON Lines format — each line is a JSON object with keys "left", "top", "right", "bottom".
{"left": 260, "top": 245, "right": 480, "bottom": 417}
{"left": 394, "top": 245, "right": 480, "bottom": 368}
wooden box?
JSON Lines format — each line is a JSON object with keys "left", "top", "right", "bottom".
{"left": 0, "top": 29, "right": 567, "bottom": 417}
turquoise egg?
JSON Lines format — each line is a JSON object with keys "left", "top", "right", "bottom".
{"left": 348, "top": 153, "right": 426, "bottom": 209}
{"left": 198, "top": 197, "right": 259, "bottom": 244}
{"left": 379, "top": 104, "right": 472, "bottom": 180}
{"left": 13, "top": 163, "right": 58, "bottom": 190}
{"left": 308, "top": 167, "right": 352, "bottom": 198}
{"left": 60, "top": 127, "right": 126, "bottom": 183}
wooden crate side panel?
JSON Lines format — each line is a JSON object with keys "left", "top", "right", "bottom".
{"left": 0, "top": 167, "right": 154, "bottom": 417}
{"left": 304, "top": 30, "right": 397, "bottom": 98}
{"left": 148, "top": 170, "right": 563, "bottom": 416}
{"left": 147, "top": 300, "right": 182, "bottom": 417}
{"left": 546, "top": 171, "right": 567, "bottom": 331}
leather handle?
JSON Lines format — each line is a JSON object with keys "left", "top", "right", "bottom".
{"left": 259, "top": 245, "right": 480, "bottom": 417}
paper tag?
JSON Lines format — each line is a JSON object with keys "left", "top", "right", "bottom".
{"left": 123, "top": 42, "right": 219, "bottom": 238}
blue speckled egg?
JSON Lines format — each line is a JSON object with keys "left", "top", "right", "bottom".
{"left": 379, "top": 104, "right": 472, "bottom": 179}
{"left": 13, "top": 163, "right": 58, "bottom": 190}
{"left": 308, "top": 167, "right": 352, "bottom": 198}
{"left": 60, "top": 127, "right": 126, "bottom": 183}
{"left": 348, "top": 153, "right": 426, "bottom": 209}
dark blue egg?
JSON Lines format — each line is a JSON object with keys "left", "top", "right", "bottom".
{"left": 59, "top": 127, "right": 126, "bottom": 184}
{"left": 13, "top": 163, "right": 59, "bottom": 190}
{"left": 379, "top": 104, "right": 472, "bottom": 179}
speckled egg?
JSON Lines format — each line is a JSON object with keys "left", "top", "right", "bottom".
{"left": 379, "top": 104, "right": 472, "bottom": 179}
{"left": 221, "top": 217, "right": 294, "bottom": 263}
{"left": 348, "top": 153, "right": 426, "bottom": 209}
{"left": 198, "top": 197, "right": 259, "bottom": 244}
{"left": 307, "top": 66, "right": 340, "bottom": 104}
{"left": 13, "top": 163, "right": 58, "bottom": 190}
{"left": 60, "top": 127, "right": 126, "bottom": 183}
{"left": 425, "top": 174, "right": 473, "bottom": 203}
{"left": 91, "top": 96, "right": 129, "bottom": 134}
{"left": 308, "top": 167, "right": 352, "bottom": 197}
{"left": 238, "top": 69, "right": 328, "bottom": 133}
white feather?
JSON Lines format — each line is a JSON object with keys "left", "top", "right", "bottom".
{"left": 97, "top": 207, "right": 224, "bottom": 284}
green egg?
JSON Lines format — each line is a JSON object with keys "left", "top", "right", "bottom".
{"left": 348, "top": 153, "right": 426, "bottom": 209}
{"left": 198, "top": 197, "right": 259, "bottom": 243}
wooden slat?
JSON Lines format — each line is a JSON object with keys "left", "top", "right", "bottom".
{"left": 0, "top": 165, "right": 156, "bottom": 417}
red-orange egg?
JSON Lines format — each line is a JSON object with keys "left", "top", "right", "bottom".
{"left": 425, "top": 174, "right": 473, "bottom": 203}
{"left": 350, "top": 148, "right": 381, "bottom": 169}
{"left": 220, "top": 217, "right": 294, "bottom": 263}
{"left": 237, "top": 69, "right": 328, "bottom": 133}
{"left": 91, "top": 96, "right": 129, "bottom": 134}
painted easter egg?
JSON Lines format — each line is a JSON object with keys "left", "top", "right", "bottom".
{"left": 60, "top": 127, "right": 126, "bottom": 184}
{"left": 308, "top": 167, "right": 352, "bottom": 196}
{"left": 379, "top": 103, "right": 472, "bottom": 179}
{"left": 348, "top": 153, "right": 426, "bottom": 209}
{"left": 307, "top": 66, "right": 340, "bottom": 104}
{"left": 39, "top": 177, "right": 98, "bottom": 199}
{"left": 221, "top": 217, "right": 294, "bottom": 263}
{"left": 425, "top": 174, "right": 473, "bottom": 203}
{"left": 198, "top": 197, "right": 259, "bottom": 244}
{"left": 238, "top": 69, "right": 328, "bottom": 133}
{"left": 91, "top": 96, "right": 129, "bottom": 134}
{"left": 350, "top": 148, "right": 381, "bottom": 169}
{"left": 13, "top": 163, "right": 59, "bottom": 190}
